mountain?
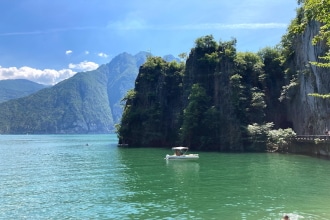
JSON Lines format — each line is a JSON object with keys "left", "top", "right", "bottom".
{"left": 0, "top": 52, "right": 151, "bottom": 134}
{"left": 163, "top": 54, "right": 181, "bottom": 62}
{"left": 0, "top": 79, "right": 47, "bottom": 103}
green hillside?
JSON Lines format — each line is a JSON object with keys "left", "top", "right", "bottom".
{"left": 0, "top": 79, "right": 47, "bottom": 103}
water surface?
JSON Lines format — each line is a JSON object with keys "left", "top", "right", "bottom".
{"left": 1, "top": 134, "right": 329, "bottom": 219}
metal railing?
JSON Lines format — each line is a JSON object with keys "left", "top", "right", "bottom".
{"left": 294, "top": 135, "right": 330, "bottom": 142}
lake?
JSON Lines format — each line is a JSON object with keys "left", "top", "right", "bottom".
{"left": 1, "top": 134, "right": 330, "bottom": 219}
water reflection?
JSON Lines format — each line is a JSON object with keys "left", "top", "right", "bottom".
{"left": 115, "top": 148, "right": 203, "bottom": 219}
{"left": 165, "top": 160, "right": 200, "bottom": 184}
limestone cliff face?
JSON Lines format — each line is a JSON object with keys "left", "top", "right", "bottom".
{"left": 183, "top": 44, "right": 243, "bottom": 150}
{"left": 286, "top": 21, "right": 330, "bottom": 134}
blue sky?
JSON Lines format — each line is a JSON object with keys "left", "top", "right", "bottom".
{"left": 0, "top": 0, "right": 298, "bottom": 85}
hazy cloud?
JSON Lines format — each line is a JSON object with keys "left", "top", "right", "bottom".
{"left": 180, "top": 23, "right": 288, "bottom": 30}
{"left": 107, "top": 20, "right": 288, "bottom": 31}
{"left": 0, "top": 66, "right": 76, "bottom": 85}
{"left": 68, "top": 61, "right": 99, "bottom": 71}
{"left": 0, "top": 26, "right": 102, "bottom": 36}
{"left": 107, "top": 19, "right": 149, "bottom": 30}
{"left": 65, "top": 50, "right": 73, "bottom": 55}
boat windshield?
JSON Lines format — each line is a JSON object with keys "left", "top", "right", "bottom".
{"left": 172, "top": 147, "right": 188, "bottom": 155}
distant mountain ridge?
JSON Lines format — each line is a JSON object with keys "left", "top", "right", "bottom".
{"left": 0, "top": 51, "right": 177, "bottom": 134}
{"left": 0, "top": 79, "right": 47, "bottom": 103}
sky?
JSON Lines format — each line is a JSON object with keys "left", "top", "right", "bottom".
{"left": 0, "top": 0, "right": 298, "bottom": 85}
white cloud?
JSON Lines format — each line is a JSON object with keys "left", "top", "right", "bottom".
{"left": 85, "top": 50, "right": 90, "bottom": 55}
{"left": 98, "top": 52, "right": 108, "bottom": 58}
{"left": 68, "top": 61, "right": 99, "bottom": 71}
{"left": 0, "top": 66, "right": 76, "bottom": 85}
{"left": 65, "top": 50, "right": 73, "bottom": 55}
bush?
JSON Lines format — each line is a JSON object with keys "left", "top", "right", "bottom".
{"left": 267, "top": 128, "right": 296, "bottom": 152}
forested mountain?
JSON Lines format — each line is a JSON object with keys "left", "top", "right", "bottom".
{"left": 0, "top": 79, "right": 47, "bottom": 103}
{"left": 0, "top": 52, "right": 151, "bottom": 134}
{"left": 118, "top": 38, "right": 290, "bottom": 151}
{"left": 118, "top": 0, "right": 330, "bottom": 151}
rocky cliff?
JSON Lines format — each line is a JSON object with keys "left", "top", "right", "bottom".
{"left": 285, "top": 21, "right": 330, "bottom": 135}
{"left": 118, "top": 37, "right": 290, "bottom": 151}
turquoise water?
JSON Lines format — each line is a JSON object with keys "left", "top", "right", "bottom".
{"left": 1, "top": 134, "right": 330, "bottom": 219}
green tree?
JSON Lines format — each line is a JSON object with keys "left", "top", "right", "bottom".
{"left": 195, "top": 35, "right": 218, "bottom": 51}
{"left": 267, "top": 128, "right": 296, "bottom": 152}
{"left": 247, "top": 122, "right": 274, "bottom": 151}
{"left": 180, "top": 84, "right": 210, "bottom": 149}
{"left": 200, "top": 106, "right": 220, "bottom": 149}
{"left": 250, "top": 87, "right": 266, "bottom": 123}
{"left": 234, "top": 52, "right": 265, "bottom": 124}
{"left": 178, "top": 53, "right": 187, "bottom": 62}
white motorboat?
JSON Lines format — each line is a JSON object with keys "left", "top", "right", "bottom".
{"left": 164, "top": 146, "right": 199, "bottom": 160}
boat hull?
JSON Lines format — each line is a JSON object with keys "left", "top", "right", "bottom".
{"left": 165, "top": 154, "right": 199, "bottom": 160}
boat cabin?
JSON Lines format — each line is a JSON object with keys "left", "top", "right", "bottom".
{"left": 172, "top": 147, "right": 189, "bottom": 156}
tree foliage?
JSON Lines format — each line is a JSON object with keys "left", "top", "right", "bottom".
{"left": 195, "top": 35, "right": 218, "bottom": 52}
{"left": 247, "top": 123, "right": 274, "bottom": 151}
{"left": 180, "top": 84, "right": 211, "bottom": 149}
{"left": 247, "top": 122, "right": 296, "bottom": 152}
{"left": 267, "top": 127, "right": 296, "bottom": 152}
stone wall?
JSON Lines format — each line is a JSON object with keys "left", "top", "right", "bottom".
{"left": 289, "top": 141, "right": 330, "bottom": 157}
